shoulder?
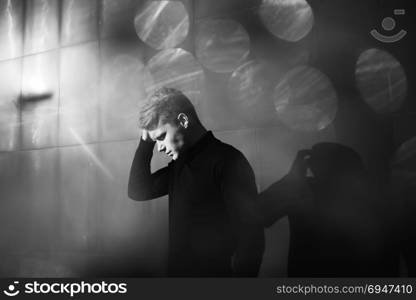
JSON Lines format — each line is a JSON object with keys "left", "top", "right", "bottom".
{"left": 210, "top": 136, "right": 247, "bottom": 164}
{"left": 208, "top": 137, "right": 253, "bottom": 178}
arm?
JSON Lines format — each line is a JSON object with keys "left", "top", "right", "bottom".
{"left": 128, "top": 135, "right": 169, "bottom": 201}
{"left": 257, "top": 176, "right": 298, "bottom": 227}
{"left": 219, "top": 151, "right": 265, "bottom": 277}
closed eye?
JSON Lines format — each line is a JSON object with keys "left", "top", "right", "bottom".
{"left": 156, "top": 133, "right": 166, "bottom": 141}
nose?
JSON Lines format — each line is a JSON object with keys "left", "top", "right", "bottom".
{"left": 157, "top": 141, "right": 165, "bottom": 153}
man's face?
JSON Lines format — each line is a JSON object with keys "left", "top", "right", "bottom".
{"left": 148, "top": 122, "right": 186, "bottom": 160}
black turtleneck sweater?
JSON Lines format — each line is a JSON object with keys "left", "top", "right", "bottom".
{"left": 128, "top": 131, "right": 264, "bottom": 277}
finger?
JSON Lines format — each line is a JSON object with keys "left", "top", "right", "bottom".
{"left": 289, "top": 149, "right": 311, "bottom": 176}
{"left": 297, "top": 149, "right": 312, "bottom": 159}
{"left": 141, "top": 129, "right": 149, "bottom": 141}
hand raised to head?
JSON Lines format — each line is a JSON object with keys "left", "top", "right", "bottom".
{"left": 288, "top": 149, "right": 312, "bottom": 179}
{"left": 141, "top": 129, "right": 151, "bottom": 141}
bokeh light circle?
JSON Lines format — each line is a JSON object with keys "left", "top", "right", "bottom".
{"left": 355, "top": 48, "right": 407, "bottom": 114}
{"left": 392, "top": 136, "right": 416, "bottom": 171}
{"left": 259, "top": 0, "right": 314, "bottom": 42}
{"left": 134, "top": 0, "right": 189, "bottom": 50}
{"left": 273, "top": 66, "right": 338, "bottom": 131}
{"left": 195, "top": 19, "right": 250, "bottom": 73}
{"left": 391, "top": 136, "right": 416, "bottom": 194}
{"left": 228, "top": 60, "right": 272, "bottom": 114}
{"left": 147, "top": 48, "right": 205, "bottom": 105}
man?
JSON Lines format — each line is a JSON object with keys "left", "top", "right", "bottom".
{"left": 128, "top": 87, "right": 264, "bottom": 277}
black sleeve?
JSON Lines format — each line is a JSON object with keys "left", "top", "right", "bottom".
{"left": 128, "top": 138, "right": 169, "bottom": 201}
{"left": 219, "top": 150, "right": 265, "bottom": 277}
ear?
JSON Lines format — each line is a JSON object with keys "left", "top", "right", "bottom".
{"left": 177, "top": 113, "right": 189, "bottom": 129}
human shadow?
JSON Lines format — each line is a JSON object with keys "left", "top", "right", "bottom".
{"left": 258, "top": 142, "right": 400, "bottom": 277}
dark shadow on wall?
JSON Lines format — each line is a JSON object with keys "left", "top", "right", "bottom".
{"left": 258, "top": 142, "right": 401, "bottom": 277}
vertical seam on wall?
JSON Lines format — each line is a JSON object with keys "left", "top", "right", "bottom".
{"left": 18, "top": 0, "right": 27, "bottom": 152}
{"left": 95, "top": 0, "right": 103, "bottom": 255}
{"left": 189, "top": 0, "right": 195, "bottom": 54}
{"left": 96, "top": 0, "right": 102, "bottom": 144}
{"left": 254, "top": 127, "right": 262, "bottom": 192}
{"left": 55, "top": 0, "right": 63, "bottom": 256}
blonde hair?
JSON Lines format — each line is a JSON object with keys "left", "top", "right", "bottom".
{"left": 139, "top": 87, "right": 200, "bottom": 130}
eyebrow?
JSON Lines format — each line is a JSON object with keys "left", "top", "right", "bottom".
{"left": 155, "top": 132, "right": 166, "bottom": 141}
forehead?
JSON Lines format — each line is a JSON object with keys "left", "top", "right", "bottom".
{"left": 148, "top": 122, "right": 170, "bottom": 140}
